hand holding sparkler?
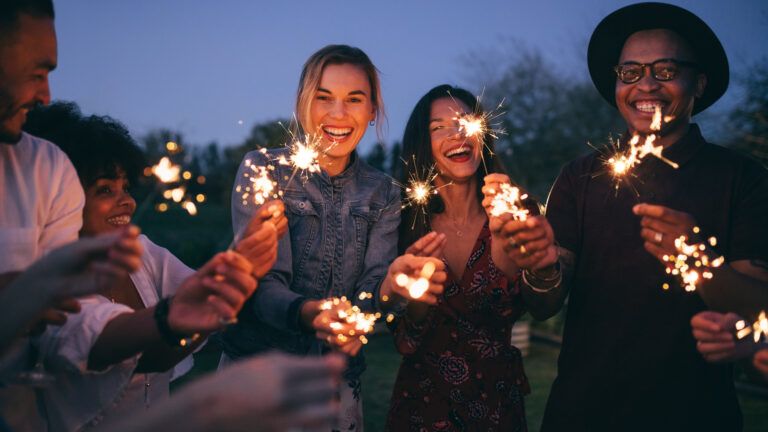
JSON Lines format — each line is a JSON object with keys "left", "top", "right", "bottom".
{"left": 382, "top": 255, "right": 447, "bottom": 305}
{"left": 691, "top": 311, "right": 762, "bottom": 363}
{"left": 482, "top": 175, "right": 556, "bottom": 271}
{"left": 234, "top": 200, "right": 287, "bottom": 279}
{"left": 633, "top": 204, "right": 699, "bottom": 262}
{"left": 167, "top": 251, "right": 257, "bottom": 334}
{"left": 309, "top": 297, "right": 380, "bottom": 357}
{"left": 481, "top": 174, "right": 530, "bottom": 220}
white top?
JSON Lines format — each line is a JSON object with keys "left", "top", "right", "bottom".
{"left": 0, "top": 132, "right": 84, "bottom": 272}
{"left": 39, "top": 235, "right": 196, "bottom": 432}
{"left": 0, "top": 132, "right": 84, "bottom": 432}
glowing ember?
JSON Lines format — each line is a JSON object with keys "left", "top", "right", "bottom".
{"left": 319, "top": 296, "right": 380, "bottom": 345}
{"left": 662, "top": 228, "right": 723, "bottom": 292}
{"left": 489, "top": 183, "right": 529, "bottom": 219}
{"left": 151, "top": 157, "right": 181, "bottom": 183}
{"left": 735, "top": 311, "right": 768, "bottom": 343}
{"left": 394, "top": 261, "right": 437, "bottom": 299}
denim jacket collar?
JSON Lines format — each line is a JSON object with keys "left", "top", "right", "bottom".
{"left": 317, "top": 150, "right": 360, "bottom": 184}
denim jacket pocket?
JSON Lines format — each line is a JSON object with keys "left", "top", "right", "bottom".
{"left": 284, "top": 195, "right": 321, "bottom": 284}
{"left": 349, "top": 203, "right": 383, "bottom": 270}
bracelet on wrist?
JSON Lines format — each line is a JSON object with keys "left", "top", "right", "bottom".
{"left": 521, "top": 267, "right": 562, "bottom": 293}
{"left": 154, "top": 296, "right": 200, "bottom": 348}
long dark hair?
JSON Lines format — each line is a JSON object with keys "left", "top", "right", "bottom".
{"left": 397, "top": 84, "right": 506, "bottom": 253}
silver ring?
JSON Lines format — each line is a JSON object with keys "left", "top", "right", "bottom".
{"left": 654, "top": 231, "right": 663, "bottom": 244}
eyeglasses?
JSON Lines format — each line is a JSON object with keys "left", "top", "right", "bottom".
{"left": 613, "top": 58, "right": 698, "bottom": 84}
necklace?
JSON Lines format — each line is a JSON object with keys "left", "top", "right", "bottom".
{"left": 445, "top": 215, "right": 470, "bottom": 237}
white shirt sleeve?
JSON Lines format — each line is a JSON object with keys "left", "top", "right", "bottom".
{"left": 39, "top": 296, "right": 135, "bottom": 374}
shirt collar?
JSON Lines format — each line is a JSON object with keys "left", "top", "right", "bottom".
{"left": 660, "top": 124, "right": 706, "bottom": 167}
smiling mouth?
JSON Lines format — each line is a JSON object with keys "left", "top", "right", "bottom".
{"left": 444, "top": 145, "right": 472, "bottom": 160}
{"left": 106, "top": 215, "right": 131, "bottom": 226}
{"left": 633, "top": 100, "right": 666, "bottom": 114}
{"left": 322, "top": 126, "right": 353, "bottom": 140}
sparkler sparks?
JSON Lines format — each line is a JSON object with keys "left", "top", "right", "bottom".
{"left": 235, "top": 159, "right": 281, "bottom": 207}
{"left": 135, "top": 145, "right": 206, "bottom": 220}
{"left": 319, "top": 296, "right": 380, "bottom": 345}
{"left": 604, "top": 106, "right": 679, "bottom": 190}
{"left": 662, "top": 228, "right": 724, "bottom": 292}
{"left": 277, "top": 133, "right": 323, "bottom": 179}
{"left": 151, "top": 156, "right": 181, "bottom": 183}
{"left": 452, "top": 94, "right": 506, "bottom": 174}
{"left": 489, "top": 183, "right": 529, "bottom": 220}
{"left": 394, "top": 261, "right": 436, "bottom": 299}
{"left": 395, "top": 157, "right": 451, "bottom": 228}
{"left": 735, "top": 311, "right": 768, "bottom": 343}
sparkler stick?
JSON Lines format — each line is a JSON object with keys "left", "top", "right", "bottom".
{"left": 661, "top": 227, "right": 724, "bottom": 292}
{"left": 735, "top": 311, "right": 768, "bottom": 343}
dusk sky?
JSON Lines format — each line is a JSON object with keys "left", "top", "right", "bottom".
{"left": 50, "top": 0, "right": 768, "bottom": 154}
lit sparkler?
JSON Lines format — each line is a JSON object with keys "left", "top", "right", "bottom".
{"left": 605, "top": 106, "right": 679, "bottom": 189}
{"left": 452, "top": 94, "right": 506, "bottom": 174}
{"left": 319, "top": 296, "right": 380, "bottom": 345}
{"left": 277, "top": 133, "right": 323, "bottom": 181}
{"left": 395, "top": 157, "right": 451, "bottom": 228}
{"left": 151, "top": 156, "right": 181, "bottom": 183}
{"left": 489, "top": 183, "right": 529, "bottom": 220}
{"left": 662, "top": 227, "right": 724, "bottom": 292}
{"left": 394, "top": 261, "right": 436, "bottom": 299}
{"left": 735, "top": 311, "right": 768, "bottom": 343}
{"left": 235, "top": 158, "right": 282, "bottom": 207}
{"left": 134, "top": 146, "right": 205, "bottom": 220}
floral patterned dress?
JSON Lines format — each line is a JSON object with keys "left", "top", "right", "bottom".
{"left": 386, "top": 223, "right": 530, "bottom": 432}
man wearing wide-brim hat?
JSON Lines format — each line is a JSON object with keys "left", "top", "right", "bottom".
{"left": 541, "top": 2, "right": 768, "bottom": 430}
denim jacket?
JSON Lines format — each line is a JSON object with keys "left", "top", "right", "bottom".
{"left": 221, "top": 148, "right": 400, "bottom": 377}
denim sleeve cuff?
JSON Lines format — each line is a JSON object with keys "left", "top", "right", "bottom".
{"left": 286, "top": 296, "right": 308, "bottom": 332}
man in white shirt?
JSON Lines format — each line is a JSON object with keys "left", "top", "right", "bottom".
{"left": 0, "top": 1, "right": 90, "bottom": 430}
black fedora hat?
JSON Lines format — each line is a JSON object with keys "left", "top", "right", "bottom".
{"left": 588, "top": 2, "right": 729, "bottom": 114}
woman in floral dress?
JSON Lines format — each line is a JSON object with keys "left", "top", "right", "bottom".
{"left": 385, "top": 85, "right": 566, "bottom": 431}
